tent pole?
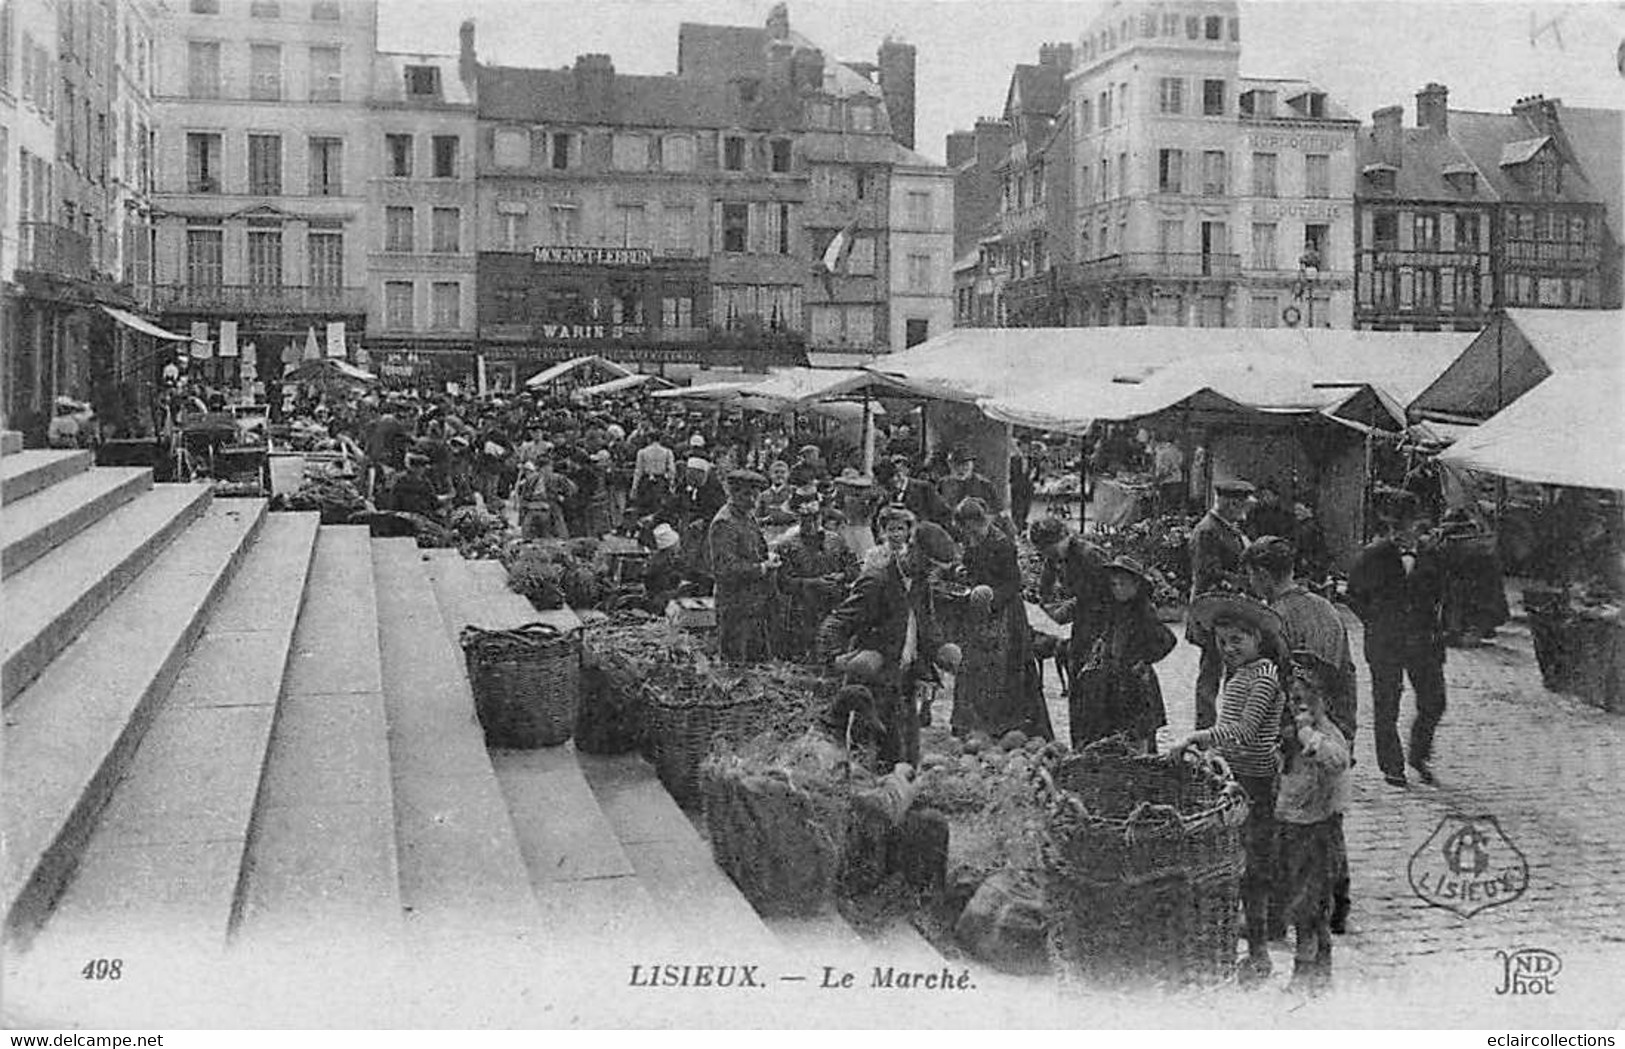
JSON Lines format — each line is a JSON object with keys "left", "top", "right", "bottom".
{"left": 1078, "top": 435, "right": 1088, "bottom": 532}
{"left": 863, "top": 394, "right": 875, "bottom": 476}
{"left": 1494, "top": 312, "right": 1506, "bottom": 527}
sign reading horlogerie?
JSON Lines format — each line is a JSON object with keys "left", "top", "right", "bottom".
{"left": 533, "top": 245, "right": 654, "bottom": 266}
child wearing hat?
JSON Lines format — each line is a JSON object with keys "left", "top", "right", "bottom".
{"left": 1071, "top": 557, "right": 1177, "bottom": 752}
{"left": 1277, "top": 651, "right": 1352, "bottom": 994}
{"left": 1172, "top": 592, "right": 1286, "bottom": 985}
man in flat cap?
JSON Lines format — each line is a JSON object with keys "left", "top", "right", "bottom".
{"left": 1187, "top": 478, "right": 1257, "bottom": 728}
{"left": 709, "top": 468, "right": 777, "bottom": 661}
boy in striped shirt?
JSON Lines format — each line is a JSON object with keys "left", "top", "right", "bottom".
{"left": 1173, "top": 594, "right": 1286, "bottom": 986}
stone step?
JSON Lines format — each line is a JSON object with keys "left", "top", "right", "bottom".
{"left": 10, "top": 514, "right": 319, "bottom": 977}
{"left": 464, "top": 557, "right": 585, "bottom": 632}
{"left": 576, "top": 751, "right": 780, "bottom": 957}
{"left": 370, "top": 539, "right": 542, "bottom": 954}
{"left": 1, "top": 466, "right": 153, "bottom": 579}
{"left": 2, "top": 431, "right": 24, "bottom": 455}
{"left": 1, "top": 448, "right": 93, "bottom": 504}
{"left": 1, "top": 499, "right": 267, "bottom": 945}
{"left": 420, "top": 550, "right": 667, "bottom": 947}
{"left": 2, "top": 483, "right": 214, "bottom": 706}
{"left": 231, "top": 525, "right": 402, "bottom": 959}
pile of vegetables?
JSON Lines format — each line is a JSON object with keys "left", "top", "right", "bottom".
{"left": 449, "top": 504, "right": 512, "bottom": 561}
{"left": 914, "top": 724, "right": 1059, "bottom": 882}
{"left": 506, "top": 540, "right": 606, "bottom": 611}
{"left": 272, "top": 475, "right": 366, "bottom": 524}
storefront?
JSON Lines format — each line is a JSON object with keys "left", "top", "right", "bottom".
{"left": 477, "top": 248, "right": 807, "bottom": 382}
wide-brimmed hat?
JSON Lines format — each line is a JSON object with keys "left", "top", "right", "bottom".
{"left": 1103, "top": 555, "right": 1153, "bottom": 587}
{"left": 1188, "top": 590, "right": 1283, "bottom": 640}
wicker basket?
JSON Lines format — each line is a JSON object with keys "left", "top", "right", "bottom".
{"left": 701, "top": 759, "right": 849, "bottom": 916}
{"left": 645, "top": 684, "right": 770, "bottom": 807}
{"left": 460, "top": 622, "right": 582, "bottom": 749}
{"left": 1041, "top": 739, "right": 1249, "bottom": 988}
{"left": 574, "top": 638, "right": 647, "bottom": 755}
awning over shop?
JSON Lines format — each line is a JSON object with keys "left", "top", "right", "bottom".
{"left": 736, "top": 367, "right": 910, "bottom": 408}
{"left": 574, "top": 373, "right": 674, "bottom": 398}
{"left": 100, "top": 305, "right": 190, "bottom": 341}
{"left": 1436, "top": 369, "right": 1625, "bottom": 490}
{"left": 523, "top": 354, "right": 636, "bottom": 389}
{"left": 650, "top": 380, "right": 757, "bottom": 402}
{"left": 1409, "top": 308, "right": 1624, "bottom": 419}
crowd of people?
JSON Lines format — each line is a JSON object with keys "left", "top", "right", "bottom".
{"left": 264, "top": 380, "right": 1498, "bottom": 995}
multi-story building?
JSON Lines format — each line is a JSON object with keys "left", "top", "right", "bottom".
{"left": 150, "top": 0, "right": 375, "bottom": 396}
{"left": 1060, "top": 0, "right": 1357, "bottom": 328}
{"left": 992, "top": 44, "right": 1071, "bottom": 327}
{"left": 3, "top": 0, "right": 157, "bottom": 441}
{"left": 363, "top": 31, "right": 476, "bottom": 388}
{"left": 884, "top": 146, "right": 953, "bottom": 349}
{"left": 1354, "top": 85, "right": 1619, "bottom": 330}
{"left": 472, "top": 50, "right": 802, "bottom": 387}
{"left": 111, "top": 0, "right": 156, "bottom": 296}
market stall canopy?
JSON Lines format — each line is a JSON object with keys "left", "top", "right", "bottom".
{"left": 1410, "top": 309, "right": 1623, "bottom": 420}
{"left": 1437, "top": 369, "right": 1625, "bottom": 490}
{"left": 735, "top": 367, "right": 910, "bottom": 409}
{"left": 100, "top": 305, "right": 189, "bottom": 341}
{"left": 524, "top": 355, "right": 636, "bottom": 389}
{"left": 573, "top": 373, "right": 674, "bottom": 398}
{"left": 867, "top": 326, "right": 1472, "bottom": 411}
{"left": 284, "top": 357, "right": 378, "bottom": 384}
{"left": 650, "top": 379, "right": 757, "bottom": 402}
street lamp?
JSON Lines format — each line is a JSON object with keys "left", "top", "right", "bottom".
{"left": 1294, "top": 248, "right": 1323, "bottom": 328}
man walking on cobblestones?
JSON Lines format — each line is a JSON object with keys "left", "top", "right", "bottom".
{"left": 1347, "top": 493, "right": 1449, "bottom": 787}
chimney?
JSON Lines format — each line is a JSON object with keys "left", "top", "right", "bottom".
{"left": 878, "top": 39, "right": 916, "bottom": 149}
{"left": 573, "top": 53, "right": 614, "bottom": 105}
{"left": 1415, "top": 82, "right": 1448, "bottom": 133}
{"left": 1512, "top": 93, "right": 1561, "bottom": 135}
{"left": 766, "top": 2, "right": 789, "bottom": 41}
{"left": 1038, "top": 41, "right": 1074, "bottom": 73}
{"left": 975, "top": 118, "right": 1012, "bottom": 170}
{"left": 458, "top": 20, "right": 477, "bottom": 91}
{"left": 946, "top": 130, "right": 976, "bottom": 168}
{"left": 1372, "top": 105, "right": 1403, "bottom": 167}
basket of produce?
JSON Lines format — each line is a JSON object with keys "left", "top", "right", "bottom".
{"left": 274, "top": 475, "right": 366, "bottom": 524}
{"left": 1039, "top": 737, "right": 1249, "bottom": 988}
{"left": 702, "top": 731, "right": 863, "bottom": 916}
{"left": 459, "top": 622, "right": 582, "bottom": 748}
{"left": 645, "top": 673, "right": 772, "bottom": 807}
{"left": 507, "top": 541, "right": 604, "bottom": 611}
{"left": 575, "top": 613, "right": 660, "bottom": 754}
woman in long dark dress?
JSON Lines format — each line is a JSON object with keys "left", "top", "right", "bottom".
{"left": 1071, "top": 556, "right": 1177, "bottom": 751}
{"left": 948, "top": 497, "right": 1054, "bottom": 741}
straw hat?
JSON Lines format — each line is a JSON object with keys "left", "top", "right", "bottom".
{"left": 1188, "top": 590, "right": 1283, "bottom": 640}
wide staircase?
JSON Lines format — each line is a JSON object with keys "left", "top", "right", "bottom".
{"left": 0, "top": 434, "right": 1002, "bottom": 1029}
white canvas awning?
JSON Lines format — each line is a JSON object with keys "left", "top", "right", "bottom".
{"left": 524, "top": 355, "right": 635, "bottom": 389}
{"left": 101, "top": 305, "right": 190, "bottom": 341}
{"left": 573, "top": 373, "right": 673, "bottom": 398}
{"left": 1436, "top": 370, "right": 1625, "bottom": 490}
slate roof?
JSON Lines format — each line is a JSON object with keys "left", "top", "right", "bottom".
{"left": 1554, "top": 106, "right": 1623, "bottom": 237}
{"left": 1499, "top": 136, "right": 1551, "bottom": 167}
{"left": 477, "top": 64, "right": 800, "bottom": 130}
{"left": 1355, "top": 124, "right": 1495, "bottom": 203}
{"left": 1450, "top": 109, "right": 1603, "bottom": 206}
{"left": 372, "top": 52, "right": 472, "bottom": 106}
{"left": 1005, "top": 64, "right": 1065, "bottom": 120}
{"left": 799, "top": 130, "right": 937, "bottom": 167}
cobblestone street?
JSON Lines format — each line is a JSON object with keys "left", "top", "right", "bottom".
{"left": 1033, "top": 598, "right": 1625, "bottom": 1026}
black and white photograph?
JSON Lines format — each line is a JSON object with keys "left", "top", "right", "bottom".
{"left": 0, "top": 0, "right": 1621, "bottom": 1032}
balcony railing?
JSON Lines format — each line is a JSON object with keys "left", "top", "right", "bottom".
{"left": 17, "top": 222, "right": 96, "bottom": 280}
{"left": 1067, "top": 252, "right": 1242, "bottom": 282}
{"left": 153, "top": 284, "right": 368, "bottom": 314}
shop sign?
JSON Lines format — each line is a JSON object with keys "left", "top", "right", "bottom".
{"left": 1246, "top": 131, "right": 1348, "bottom": 152}
{"left": 537, "top": 322, "right": 647, "bottom": 340}
{"left": 533, "top": 246, "right": 653, "bottom": 266}
{"left": 1253, "top": 200, "right": 1345, "bottom": 221}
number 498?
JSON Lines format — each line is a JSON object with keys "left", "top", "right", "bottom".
{"left": 81, "top": 958, "right": 123, "bottom": 980}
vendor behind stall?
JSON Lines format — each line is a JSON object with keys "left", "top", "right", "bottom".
{"left": 709, "top": 469, "right": 776, "bottom": 662}
{"left": 773, "top": 488, "right": 859, "bottom": 661}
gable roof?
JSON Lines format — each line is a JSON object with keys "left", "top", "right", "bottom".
{"left": 1355, "top": 124, "right": 1496, "bottom": 202}
{"left": 1498, "top": 135, "right": 1551, "bottom": 167}
{"left": 1558, "top": 105, "right": 1624, "bottom": 237}
{"left": 1449, "top": 109, "right": 1603, "bottom": 206}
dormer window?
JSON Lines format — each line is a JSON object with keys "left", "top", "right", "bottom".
{"left": 1362, "top": 163, "right": 1397, "bottom": 193}
{"left": 1533, "top": 153, "right": 1561, "bottom": 198}
{"left": 405, "top": 65, "right": 441, "bottom": 98}
{"left": 1442, "top": 165, "right": 1476, "bottom": 194}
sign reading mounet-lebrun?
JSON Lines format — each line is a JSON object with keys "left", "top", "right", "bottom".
{"left": 532, "top": 246, "right": 654, "bottom": 267}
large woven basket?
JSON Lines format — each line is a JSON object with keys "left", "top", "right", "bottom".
{"left": 701, "top": 760, "right": 849, "bottom": 916}
{"left": 645, "top": 685, "right": 770, "bottom": 807}
{"left": 1041, "top": 739, "right": 1249, "bottom": 988}
{"left": 460, "top": 622, "right": 582, "bottom": 748}
{"left": 574, "top": 636, "right": 647, "bottom": 755}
